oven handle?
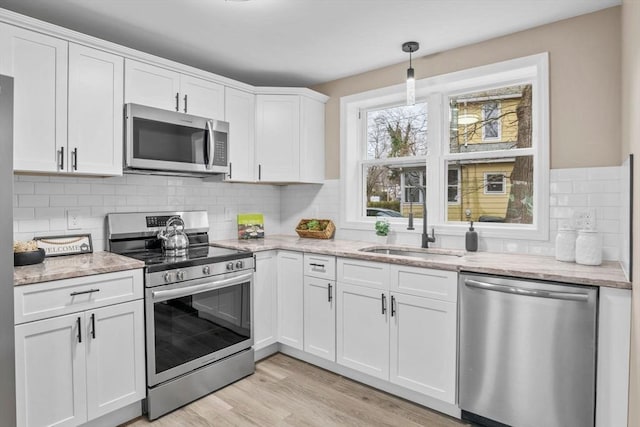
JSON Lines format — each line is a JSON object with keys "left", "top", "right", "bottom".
{"left": 151, "top": 272, "right": 252, "bottom": 301}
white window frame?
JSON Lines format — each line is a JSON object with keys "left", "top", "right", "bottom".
{"left": 340, "top": 53, "right": 549, "bottom": 240}
{"left": 483, "top": 171, "right": 507, "bottom": 195}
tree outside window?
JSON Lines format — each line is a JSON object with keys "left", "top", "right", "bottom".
{"left": 363, "top": 103, "right": 427, "bottom": 218}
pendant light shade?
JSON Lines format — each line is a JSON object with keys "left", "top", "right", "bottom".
{"left": 402, "top": 41, "right": 419, "bottom": 106}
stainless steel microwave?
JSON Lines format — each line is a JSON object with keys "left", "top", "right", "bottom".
{"left": 124, "top": 103, "right": 229, "bottom": 176}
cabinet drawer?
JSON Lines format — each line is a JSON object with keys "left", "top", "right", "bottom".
{"left": 303, "top": 253, "right": 336, "bottom": 280}
{"left": 15, "top": 269, "right": 143, "bottom": 324}
{"left": 390, "top": 265, "right": 457, "bottom": 302}
{"left": 337, "top": 258, "right": 389, "bottom": 290}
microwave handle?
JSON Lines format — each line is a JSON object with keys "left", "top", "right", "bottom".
{"left": 205, "top": 120, "right": 215, "bottom": 169}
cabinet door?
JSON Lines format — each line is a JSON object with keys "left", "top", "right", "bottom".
{"left": 15, "top": 313, "right": 87, "bottom": 427}
{"left": 255, "top": 94, "right": 300, "bottom": 182}
{"left": 389, "top": 293, "right": 457, "bottom": 403}
{"left": 85, "top": 300, "right": 145, "bottom": 420}
{"left": 303, "top": 277, "right": 335, "bottom": 361}
{"left": 299, "top": 96, "right": 325, "bottom": 183}
{"left": 124, "top": 59, "right": 180, "bottom": 111}
{"left": 0, "top": 24, "right": 67, "bottom": 173}
{"left": 277, "top": 251, "right": 304, "bottom": 349}
{"left": 68, "top": 43, "right": 124, "bottom": 176}
{"left": 336, "top": 283, "right": 389, "bottom": 380}
{"left": 180, "top": 74, "right": 224, "bottom": 119}
{"left": 254, "top": 251, "right": 278, "bottom": 350}
{"left": 225, "top": 87, "right": 255, "bottom": 182}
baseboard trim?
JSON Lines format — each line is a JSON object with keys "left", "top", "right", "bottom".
{"left": 80, "top": 401, "right": 142, "bottom": 427}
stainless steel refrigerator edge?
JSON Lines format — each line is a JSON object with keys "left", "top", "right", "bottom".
{"left": 458, "top": 273, "right": 597, "bottom": 427}
{"left": 0, "top": 75, "right": 16, "bottom": 426}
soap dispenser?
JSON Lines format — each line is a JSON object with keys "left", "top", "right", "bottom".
{"left": 465, "top": 221, "right": 478, "bottom": 252}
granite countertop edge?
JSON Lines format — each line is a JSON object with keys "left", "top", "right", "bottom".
{"left": 212, "top": 234, "right": 631, "bottom": 290}
{"left": 14, "top": 252, "right": 145, "bottom": 286}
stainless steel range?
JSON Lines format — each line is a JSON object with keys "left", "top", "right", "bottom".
{"left": 107, "top": 210, "right": 254, "bottom": 420}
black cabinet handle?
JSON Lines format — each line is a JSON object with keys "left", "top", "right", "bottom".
{"left": 90, "top": 313, "right": 96, "bottom": 339}
{"left": 328, "top": 283, "right": 332, "bottom": 302}
{"left": 258, "top": 164, "right": 262, "bottom": 180}
{"left": 228, "top": 162, "right": 232, "bottom": 180}
{"left": 76, "top": 317, "right": 82, "bottom": 343}
{"left": 59, "top": 146, "right": 64, "bottom": 170}
{"left": 391, "top": 295, "right": 396, "bottom": 317}
{"left": 72, "top": 148, "right": 78, "bottom": 171}
{"left": 381, "top": 294, "right": 387, "bottom": 315}
{"left": 184, "top": 94, "right": 188, "bottom": 113}
{"left": 175, "top": 92, "right": 179, "bottom": 111}
{"left": 310, "top": 263, "right": 325, "bottom": 268}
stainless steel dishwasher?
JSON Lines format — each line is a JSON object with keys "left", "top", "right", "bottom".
{"left": 458, "top": 272, "right": 598, "bottom": 427}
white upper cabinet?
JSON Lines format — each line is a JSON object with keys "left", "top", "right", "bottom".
{"left": 68, "top": 43, "right": 124, "bottom": 175}
{"left": 255, "top": 90, "right": 327, "bottom": 183}
{"left": 0, "top": 23, "right": 124, "bottom": 176}
{"left": 225, "top": 87, "right": 255, "bottom": 182}
{"left": 256, "top": 94, "right": 300, "bottom": 182}
{"left": 180, "top": 74, "right": 225, "bottom": 119}
{"left": 125, "top": 59, "right": 224, "bottom": 119}
{"left": 0, "top": 23, "right": 67, "bottom": 173}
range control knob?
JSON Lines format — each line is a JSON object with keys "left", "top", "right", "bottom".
{"left": 177, "top": 270, "right": 185, "bottom": 281}
{"left": 163, "top": 272, "right": 173, "bottom": 283}
{"left": 226, "top": 262, "right": 234, "bottom": 271}
{"left": 202, "top": 265, "right": 211, "bottom": 275}
{"left": 235, "top": 260, "right": 244, "bottom": 269}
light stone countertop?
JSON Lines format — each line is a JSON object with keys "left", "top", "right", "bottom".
{"left": 212, "top": 234, "right": 631, "bottom": 290}
{"left": 14, "top": 251, "right": 145, "bottom": 286}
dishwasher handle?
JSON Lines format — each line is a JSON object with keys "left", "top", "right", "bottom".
{"left": 464, "top": 278, "right": 591, "bottom": 302}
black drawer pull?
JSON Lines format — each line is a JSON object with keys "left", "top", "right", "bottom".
{"left": 76, "top": 317, "right": 82, "bottom": 343}
{"left": 90, "top": 313, "right": 96, "bottom": 339}
{"left": 70, "top": 288, "right": 100, "bottom": 297}
{"left": 310, "top": 263, "right": 325, "bottom": 268}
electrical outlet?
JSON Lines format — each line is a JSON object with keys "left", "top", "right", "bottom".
{"left": 67, "top": 209, "right": 81, "bottom": 230}
{"left": 224, "top": 207, "right": 236, "bottom": 222}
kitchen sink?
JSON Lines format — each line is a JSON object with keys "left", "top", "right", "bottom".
{"left": 358, "top": 246, "right": 463, "bottom": 260}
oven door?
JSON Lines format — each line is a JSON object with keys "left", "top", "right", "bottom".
{"left": 145, "top": 270, "right": 253, "bottom": 387}
{"left": 125, "top": 103, "right": 228, "bottom": 175}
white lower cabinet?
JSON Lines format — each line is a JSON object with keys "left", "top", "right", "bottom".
{"left": 336, "top": 282, "right": 389, "bottom": 379}
{"left": 336, "top": 258, "right": 458, "bottom": 404}
{"left": 389, "top": 292, "right": 457, "bottom": 402}
{"left": 14, "top": 270, "right": 145, "bottom": 427}
{"left": 303, "top": 276, "right": 335, "bottom": 361}
{"left": 277, "top": 251, "right": 304, "bottom": 349}
{"left": 254, "top": 251, "right": 278, "bottom": 350}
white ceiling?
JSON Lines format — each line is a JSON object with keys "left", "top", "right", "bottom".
{"left": 0, "top": 0, "right": 621, "bottom": 87}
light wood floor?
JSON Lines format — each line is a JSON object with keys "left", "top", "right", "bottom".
{"left": 122, "top": 353, "right": 469, "bottom": 427}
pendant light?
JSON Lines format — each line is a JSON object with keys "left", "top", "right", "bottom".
{"left": 402, "top": 41, "right": 419, "bottom": 106}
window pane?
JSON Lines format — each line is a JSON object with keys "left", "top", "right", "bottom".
{"left": 449, "top": 84, "right": 532, "bottom": 154}
{"left": 446, "top": 156, "right": 533, "bottom": 224}
{"left": 365, "top": 164, "right": 426, "bottom": 218}
{"left": 366, "top": 103, "right": 427, "bottom": 160}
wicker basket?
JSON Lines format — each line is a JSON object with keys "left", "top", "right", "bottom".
{"left": 295, "top": 219, "right": 335, "bottom": 239}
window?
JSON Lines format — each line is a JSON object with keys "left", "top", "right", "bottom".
{"left": 484, "top": 172, "right": 507, "bottom": 194}
{"left": 362, "top": 103, "right": 427, "bottom": 219}
{"left": 482, "top": 101, "right": 501, "bottom": 140}
{"left": 341, "top": 53, "right": 549, "bottom": 239}
{"left": 447, "top": 84, "right": 534, "bottom": 225}
{"left": 447, "top": 168, "right": 460, "bottom": 204}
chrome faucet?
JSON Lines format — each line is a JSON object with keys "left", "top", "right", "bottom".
{"left": 407, "top": 185, "right": 436, "bottom": 248}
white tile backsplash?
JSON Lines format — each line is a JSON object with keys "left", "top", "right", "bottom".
{"left": 13, "top": 174, "right": 281, "bottom": 251}
{"left": 13, "top": 165, "right": 626, "bottom": 263}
